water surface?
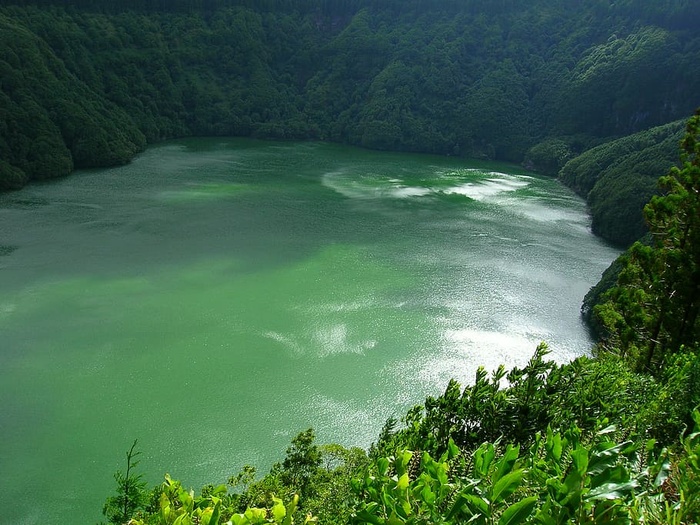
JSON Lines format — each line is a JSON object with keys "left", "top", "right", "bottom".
{"left": 0, "top": 139, "right": 618, "bottom": 524}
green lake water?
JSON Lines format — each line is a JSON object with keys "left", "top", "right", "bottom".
{"left": 0, "top": 139, "right": 619, "bottom": 524}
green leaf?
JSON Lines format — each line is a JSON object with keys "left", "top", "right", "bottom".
{"left": 448, "top": 438, "right": 460, "bottom": 460}
{"left": 494, "top": 445, "right": 520, "bottom": 483}
{"left": 491, "top": 470, "right": 524, "bottom": 505}
{"left": 589, "top": 442, "right": 631, "bottom": 476}
{"left": 571, "top": 446, "right": 589, "bottom": 477}
{"left": 173, "top": 514, "right": 193, "bottom": 525}
{"left": 498, "top": 496, "right": 538, "bottom": 525}
{"left": 546, "top": 428, "right": 563, "bottom": 462}
{"left": 463, "top": 493, "right": 490, "bottom": 516}
{"left": 396, "top": 473, "right": 410, "bottom": 491}
{"left": 563, "top": 470, "right": 583, "bottom": 495}
{"left": 205, "top": 501, "right": 221, "bottom": 525}
{"left": 244, "top": 507, "right": 267, "bottom": 522}
{"left": 597, "top": 424, "right": 617, "bottom": 436}
{"left": 377, "top": 458, "right": 390, "bottom": 476}
{"left": 587, "top": 480, "right": 639, "bottom": 501}
{"left": 421, "top": 485, "right": 436, "bottom": 507}
{"left": 282, "top": 494, "right": 299, "bottom": 525}
{"left": 395, "top": 451, "right": 413, "bottom": 476}
{"left": 272, "top": 497, "right": 286, "bottom": 522}
{"left": 653, "top": 456, "right": 671, "bottom": 488}
{"left": 446, "top": 481, "right": 482, "bottom": 519}
{"left": 474, "top": 444, "right": 496, "bottom": 479}
{"left": 356, "top": 504, "right": 384, "bottom": 525}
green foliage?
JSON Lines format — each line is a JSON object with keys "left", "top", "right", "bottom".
{"left": 353, "top": 417, "right": 700, "bottom": 525}
{"left": 102, "top": 440, "right": 148, "bottom": 525}
{"left": 373, "top": 342, "right": 691, "bottom": 462}
{"left": 560, "top": 120, "right": 685, "bottom": 246}
{"left": 595, "top": 110, "right": 700, "bottom": 372}
{"left": 581, "top": 252, "right": 627, "bottom": 339}
{"left": 128, "top": 474, "right": 315, "bottom": 525}
{"left": 230, "top": 431, "right": 367, "bottom": 525}
{"left": 103, "top": 430, "right": 367, "bottom": 525}
{"left": 0, "top": 11, "right": 145, "bottom": 190}
{"left": 281, "top": 429, "right": 322, "bottom": 501}
{"left": 523, "top": 138, "right": 576, "bottom": 177}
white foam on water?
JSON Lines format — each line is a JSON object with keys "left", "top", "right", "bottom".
{"left": 313, "top": 323, "right": 376, "bottom": 357}
{"left": 324, "top": 168, "right": 532, "bottom": 203}
{"left": 442, "top": 176, "right": 530, "bottom": 201}
{"left": 390, "top": 186, "right": 432, "bottom": 198}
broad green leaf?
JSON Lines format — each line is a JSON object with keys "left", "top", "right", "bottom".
{"left": 282, "top": 494, "right": 299, "bottom": 525}
{"left": 396, "top": 473, "right": 410, "bottom": 491}
{"left": 546, "top": 428, "right": 563, "bottom": 462}
{"left": 498, "top": 496, "right": 538, "bottom": 525}
{"left": 448, "top": 438, "right": 460, "bottom": 460}
{"left": 244, "top": 508, "right": 267, "bottom": 522}
{"left": 209, "top": 501, "right": 221, "bottom": 525}
{"left": 396, "top": 451, "right": 413, "bottom": 476}
{"left": 173, "top": 514, "right": 192, "bottom": 525}
{"left": 563, "top": 470, "right": 583, "bottom": 495}
{"left": 463, "top": 493, "right": 490, "bottom": 516}
{"left": 474, "top": 444, "right": 495, "bottom": 479}
{"left": 494, "top": 445, "right": 520, "bottom": 483}
{"left": 387, "top": 515, "right": 404, "bottom": 525}
{"left": 653, "top": 456, "right": 671, "bottom": 488}
{"left": 571, "top": 447, "right": 588, "bottom": 477}
{"left": 645, "top": 439, "right": 657, "bottom": 453}
{"left": 587, "top": 480, "right": 639, "bottom": 500}
{"left": 272, "top": 497, "right": 286, "bottom": 522}
{"left": 592, "top": 464, "right": 628, "bottom": 487}
{"left": 446, "top": 496, "right": 466, "bottom": 521}
{"left": 421, "top": 485, "right": 436, "bottom": 507}
{"left": 445, "top": 480, "right": 482, "bottom": 519}
{"left": 491, "top": 470, "right": 524, "bottom": 504}
{"left": 377, "top": 458, "right": 390, "bottom": 476}
{"left": 597, "top": 425, "right": 617, "bottom": 436}
{"left": 200, "top": 507, "right": 213, "bottom": 525}
{"left": 437, "top": 466, "right": 449, "bottom": 487}
{"left": 357, "top": 503, "right": 384, "bottom": 525}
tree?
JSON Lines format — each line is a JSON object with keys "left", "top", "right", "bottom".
{"left": 102, "top": 440, "right": 148, "bottom": 525}
{"left": 281, "top": 429, "right": 322, "bottom": 501}
{"left": 596, "top": 110, "right": 700, "bottom": 372}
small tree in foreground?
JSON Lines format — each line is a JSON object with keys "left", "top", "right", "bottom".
{"left": 102, "top": 439, "right": 147, "bottom": 525}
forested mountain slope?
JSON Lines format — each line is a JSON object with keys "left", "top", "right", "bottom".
{"left": 1, "top": 1, "right": 699, "bottom": 243}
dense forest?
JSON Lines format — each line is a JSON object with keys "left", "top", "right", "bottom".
{"left": 1, "top": 0, "right": 700, "bottom": 246}
{"left": 1, "top": 1, "right": 699, "bottom": 523}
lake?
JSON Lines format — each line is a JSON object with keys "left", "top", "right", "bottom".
{"left": 0, "top": 139, "right": 619, "bottom": 524}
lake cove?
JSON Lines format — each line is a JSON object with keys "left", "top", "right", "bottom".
{"left": 0, "top": 139, "right": 619, "bottom": 525}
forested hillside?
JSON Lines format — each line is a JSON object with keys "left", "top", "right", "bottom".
{"left": 1, "top": 0, "right": 699, "bottom": 245}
